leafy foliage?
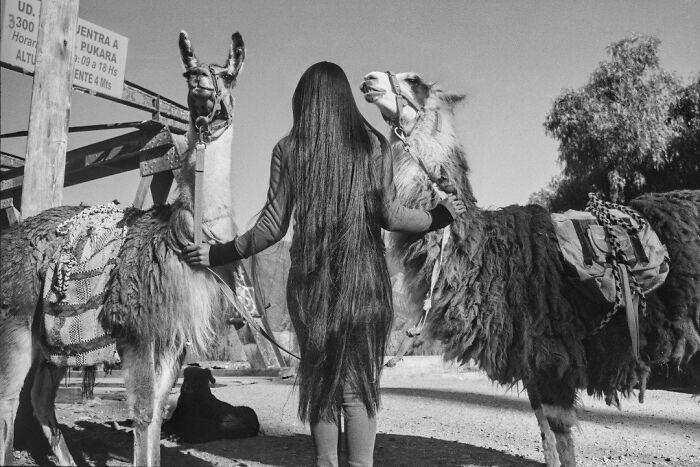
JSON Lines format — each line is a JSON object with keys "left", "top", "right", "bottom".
{"left": 539, "top": 34, "right": 699, "bottom": 210}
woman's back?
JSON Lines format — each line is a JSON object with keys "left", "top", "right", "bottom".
{"left": 185, "top": 60, "right": 463, "bottom": 467}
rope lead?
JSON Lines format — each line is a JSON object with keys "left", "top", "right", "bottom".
{"left": 586, "top": 193, "right": 646, "bottom": 359}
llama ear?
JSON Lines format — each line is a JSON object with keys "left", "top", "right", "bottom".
{"left": 207, "top": 369, "right": 216, "bottom": 385}
{"left": 179, "top": 30, "right": 198, "bottom": 70}
{"left": 442, "top": 93, "right": 466, "bottom": 107}
{"left": 225, "top": 32, "right": 246, "bottom": 78}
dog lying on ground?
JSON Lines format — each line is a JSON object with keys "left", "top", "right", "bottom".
{"left": 162, "top": 366, "right": 260, "bottom": 443}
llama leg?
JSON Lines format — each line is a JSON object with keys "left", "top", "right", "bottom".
{"left": 527, "top": 388, "right": 559, "bottom": 467}
{"left": 31, "top": 362, "right": 75, "bottom": 466}
{"left": 0, "top": 319, "right": 33, "bottom": 466}
{"left": 125, "top": 344, "right": 157, "bottom": 466}
{"left": 145, "top": 350, "right": 182, "bottom": 465}
{"left": 125, "top": 344, "right": 182, "bottom": 466}
{"left": 543, "top": 404, "right": 578, "bottom": 467}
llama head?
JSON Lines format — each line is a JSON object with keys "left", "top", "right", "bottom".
{"left": 179, "top": 31, "right": 245, "bottom": 128}
{"left": 360, "top": 71, "right": 465, "bottom": 133}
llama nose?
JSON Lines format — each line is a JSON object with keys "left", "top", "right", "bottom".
{"left": 361, "top": 73, "right": 381, "bottom": 92}
{"left": 195, "top": 75, "right": 215, "bottom": 91}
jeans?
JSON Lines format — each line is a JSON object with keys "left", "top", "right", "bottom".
{"left": 310, "top": 388, "right": 377, "bottom": 467}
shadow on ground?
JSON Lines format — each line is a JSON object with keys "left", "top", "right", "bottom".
{"left": 381, "top": 386, "right": 700, "bottom": 430}
{"left": 196, "top": 431, "right": 542, "bottom": 467}
{"left": 20, "top": 420, "right": 541, "bottom": 467}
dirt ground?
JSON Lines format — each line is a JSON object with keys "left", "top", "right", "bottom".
{"left": 11, "top": 357, "right": 700, "bottom": 466}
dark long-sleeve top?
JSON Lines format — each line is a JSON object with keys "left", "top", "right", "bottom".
{"left": 215, "top": 132, "right": 433, "bottom": 262}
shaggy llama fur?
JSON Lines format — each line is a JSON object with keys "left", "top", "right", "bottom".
{"left": 361, "top": 70, "right": 700, "bottom": 466}
{"left": 0, "top": 31, "right": 245, "bottom": 467}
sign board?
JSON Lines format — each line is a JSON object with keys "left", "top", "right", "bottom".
{"left": 1, "top": 0, "right": 128, "bottom": 98}
{"left": 0, "top": 0, "right": 39, "bottom": 71}
{"left": 72, "top": 18, "right": 128, "bottom": 97}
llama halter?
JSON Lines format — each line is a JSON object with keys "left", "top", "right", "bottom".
{"left": 384, "top": 71, "right": 424, "bottom": 133}
{"left": 190, "top": 66, "right": 235, "bottom": 246}
{"left": 189, "top": 64, "right": 235, "bottom": 140}
{"left": 383, "top": 71, "right": 441, "bottom": 149}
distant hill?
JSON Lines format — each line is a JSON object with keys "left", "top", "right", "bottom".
{"left": 244, "top": 240, "right": 292, "bottom": 333}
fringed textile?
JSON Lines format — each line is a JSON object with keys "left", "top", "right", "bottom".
{"left": 42, "top": 204, "right": 127, "bottom": 367}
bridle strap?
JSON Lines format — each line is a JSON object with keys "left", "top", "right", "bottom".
{"left": 193, "top": 141, "right": 205, "bottom": 245}
{"left": 208, "top": 65, "right": 220, "bottom": 96}
{"left": 381, "top": 71, "right": 452, "bottom": 364}
{"left": 386, "top": 71, "right": 423, "bottom": 115}
{"left": 384, "top": 70, "right": 427, "bottom": 150}
{"left": 189, "top": 65, "right": 233, "bottom": 140}
{"left": 190, "top": 65, "right": 234, "bottom": 245}
{"left": 387, "top": 71, "right": 405, "bottom": 129}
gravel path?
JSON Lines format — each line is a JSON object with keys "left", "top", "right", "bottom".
{"left": 12, "top": 357, "right": 700, "bottom": 466}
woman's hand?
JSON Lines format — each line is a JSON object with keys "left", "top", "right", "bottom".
{"left": 429, "top": 194, "right": 467, "bottom": 231}
{"left": 182, "top": 242, "right": 211, "bottom": 267}
{"left": 444, "top": 194, "right": 467, "bottom": 217}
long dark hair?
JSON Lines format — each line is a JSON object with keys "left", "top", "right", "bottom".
{"left": 286, "top": 61, "right": 393, "bottom": 422}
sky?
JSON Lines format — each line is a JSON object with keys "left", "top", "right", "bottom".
{"left": 1, "top": 0, "right": 699, "bottom": 230}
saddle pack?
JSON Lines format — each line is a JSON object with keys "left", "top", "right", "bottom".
{"left": 551, "top": 195, "right": 670, "bottom": 356}
{"left": 42, "top": 204, "right": 126, "bottom": 367}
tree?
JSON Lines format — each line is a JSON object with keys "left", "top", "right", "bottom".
{"left": 541, "top": 34, "right": 699, "bottom": 210}
{"left": 659, "top": 74, "right": 700, "bottom": 191}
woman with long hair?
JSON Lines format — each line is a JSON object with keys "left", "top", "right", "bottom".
{"left": 184, "top": 61, "right": 465, "bottom": 466}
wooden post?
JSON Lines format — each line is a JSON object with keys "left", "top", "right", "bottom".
{"left": 20, "top": 0, "right": 80, "bottom": 218}
{"left": 133, "top": 171, "right": 174, "bottom": 209}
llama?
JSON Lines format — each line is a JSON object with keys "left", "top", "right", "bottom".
{"left": 360, "top": 71, "right": 700, "bottom": 466}
{"left": 0, "top": 31, "right": 245, "bottom": 466}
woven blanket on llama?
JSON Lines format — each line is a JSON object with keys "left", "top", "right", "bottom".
{"left": 42, "top": 204, "right": 127, "bottom": 367}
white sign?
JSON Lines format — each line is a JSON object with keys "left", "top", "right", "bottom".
{"left": 1, "top": 0, "right": 129, "bottom": 98}
{"left": 72, "top": 18, "right": 128, "bottom": 97}
{"left": 1, "top": 0, "right": 39, "bottom": 70}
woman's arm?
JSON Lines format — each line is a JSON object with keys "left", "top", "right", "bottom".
{"left": 377, "top": 142, "right": 461, "bottom": 233}
{"left": 185, "top": 141, "right": 293, "bottom": 267}
{"left": 227, "top": 141, "right": 293, "bottom": 259}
